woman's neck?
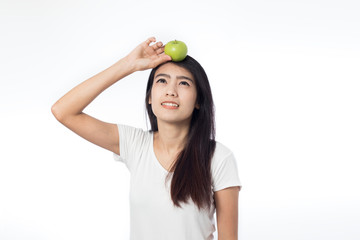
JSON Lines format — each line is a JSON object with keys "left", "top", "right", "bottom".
{"left": 155, "top": 121, "right": 190, "bottom": 155}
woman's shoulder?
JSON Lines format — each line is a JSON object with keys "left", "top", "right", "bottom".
{"left": 213, "top": 141, "right": 234, "bottom": 159}
{"left": 210, "top": 141, "right": 241, "bottom": 191}
{"left": 114, "top": 124, "right": 153, "bottom": 162}
{"left": 115, "top": 124, "right": 153, "bottom": 148}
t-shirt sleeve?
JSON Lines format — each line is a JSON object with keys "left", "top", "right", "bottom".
{"left": 113, "top": 124, "right": 149, "bottom": 171}
{"left": 211, "top": 146, "right": 242, "bottom": 192}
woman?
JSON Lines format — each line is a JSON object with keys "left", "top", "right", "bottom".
{"left": 52, "top": 37, "right": 241, "bottom": 240}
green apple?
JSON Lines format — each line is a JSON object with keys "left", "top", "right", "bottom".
{"left": 164, "top": 40, "right": 188, "bottom": 62}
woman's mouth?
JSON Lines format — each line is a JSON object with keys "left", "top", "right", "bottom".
{"left": 161, "top": 102, "right": 179, "bottom": 109}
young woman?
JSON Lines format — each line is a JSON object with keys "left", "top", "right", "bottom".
{"left": 52, "top": 37, "right": 242, "bottom": 240}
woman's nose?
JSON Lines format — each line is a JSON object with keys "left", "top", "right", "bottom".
{"left": 166, "top": 84, "right": 177, "bottom": 97}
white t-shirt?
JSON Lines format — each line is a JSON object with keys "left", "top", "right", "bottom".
{"left": 113, "top": 124, "right": 241, "bottom": 240}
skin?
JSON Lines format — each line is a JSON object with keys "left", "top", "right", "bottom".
{"left": 215, "top": 186, "right": 241, "bottom": 240}
{"left": 51, "top": 37, "right": 240, "bottom": 239}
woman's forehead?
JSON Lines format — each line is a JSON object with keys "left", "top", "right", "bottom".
{"left": 154, "top": 62, "right": 193, "bottom": 80}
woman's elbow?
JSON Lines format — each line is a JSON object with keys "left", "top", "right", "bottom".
{"left": 51, "top": 102, "right": 65, "bottom": 122}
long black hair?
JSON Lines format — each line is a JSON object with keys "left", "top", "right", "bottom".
{"left": 145, "top": 55, "right": 216, "bottom": 211}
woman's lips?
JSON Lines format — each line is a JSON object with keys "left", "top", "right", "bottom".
{"left": 161, "top": 101, "right": 179, "bottom": 109}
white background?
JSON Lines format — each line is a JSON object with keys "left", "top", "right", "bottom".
{"left": 1, "top": 0, "right": 359, "bottom": 239}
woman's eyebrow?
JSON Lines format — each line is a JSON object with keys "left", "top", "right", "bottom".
{"left": 155, "top": 73, "right": 170, "bottom": 79}
{"left": 155, "top": 73, "right": 193, "bottom": 83}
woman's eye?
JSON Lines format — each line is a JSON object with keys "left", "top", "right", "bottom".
{"left": 156, "top": 79, "right": 166, "bottom": 83}
{"left": 179, "top": 81, "right": 190, "bottom": 86}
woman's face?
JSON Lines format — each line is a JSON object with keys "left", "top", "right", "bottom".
{"left": 149, "top": 63, "right": 199, "bottom": 126}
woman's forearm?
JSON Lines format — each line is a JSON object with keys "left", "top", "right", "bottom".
{"left": 51, "top": 57, "right": 134, "bottom": 121}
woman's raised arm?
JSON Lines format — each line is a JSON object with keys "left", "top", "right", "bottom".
{"left": 51, "top": 37, "right": 171, "bottom": 155}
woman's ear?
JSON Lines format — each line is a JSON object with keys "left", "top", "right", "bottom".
{"left": 148, "top": 96, "right": 152, "bottom": 104}
{"left": 195, "top": 103, "right": 200, "bottom": 109}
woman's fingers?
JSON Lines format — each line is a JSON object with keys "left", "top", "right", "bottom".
{"left": 145, "top": 37, "right": 156, "bottom": 45}
{"left": 155, "top": 46, "right": 165, "bottom": 55}
{"left": 134, "top": 37, "right": 171, "bottom": 69}
{"left": 151, "top": 41, "right": 163, "bottom": 50}
{"left": 145, "top": 37, "right": 165, "bottom": 56}
{"left": 152, "top": 53, "right": 172, "bottom": 67}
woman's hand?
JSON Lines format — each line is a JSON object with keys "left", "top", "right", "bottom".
{"left": 124, "top": 37, "right": 172, "bottom": 72}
